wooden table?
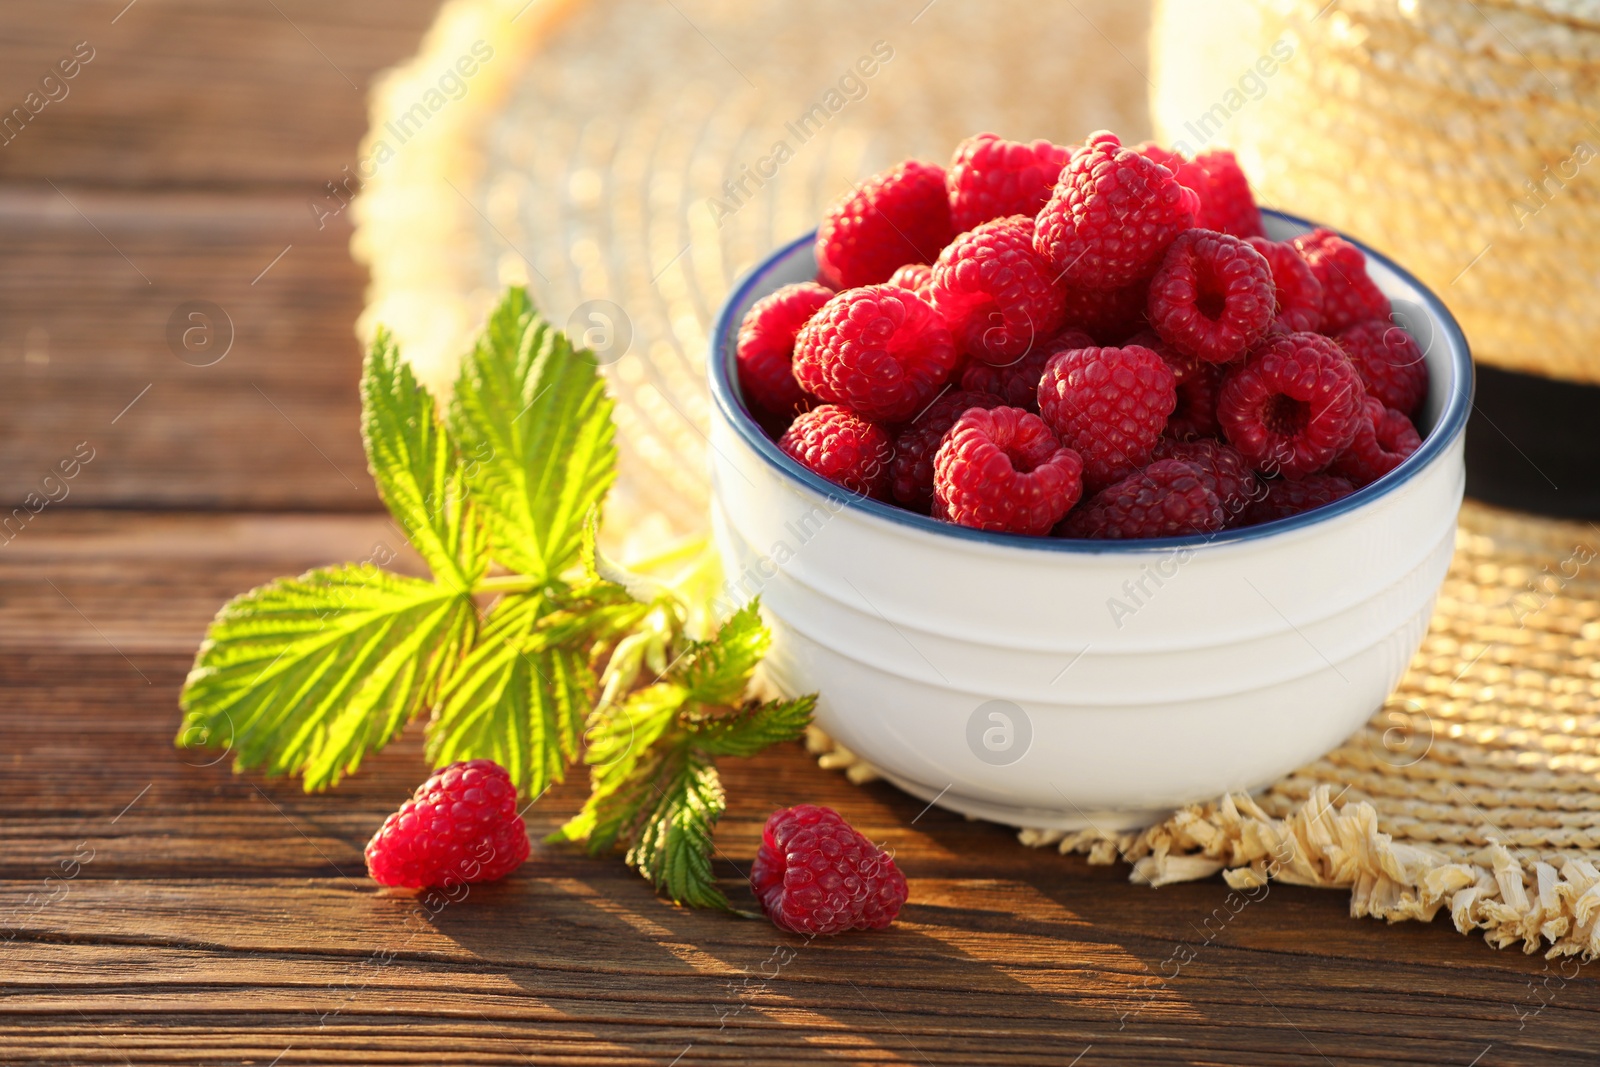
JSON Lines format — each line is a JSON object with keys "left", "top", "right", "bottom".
{"left": 3, "top": 3, "right": 1598, "bottom": 1064}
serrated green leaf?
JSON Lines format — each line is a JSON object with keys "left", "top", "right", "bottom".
{"left": 524, "top": 585, "right": 651, "bottom": 655}
{"left": 625, "top": 750, "right": 730, "bottom": 910}
{"left": 426, "top": 592, "right": 596, "bottom": 798}
{"left": 178, "top": 564, "right": 475, "bottom": 790}
{"left": 360, "top": 329, "right": 487, "bottom": 591}
{"left": 449, "top": 288, "right": 617, "bottom": 584}
{"left": 693, "top": 695, "right": 815, "bottom": 758}
{"left": 554, "top": 682, "right": 687, "bottom": 851}
{"left": 672, "top": 601, "right": 769, "bottom": 707}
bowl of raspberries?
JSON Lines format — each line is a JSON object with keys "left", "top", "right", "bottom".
{"left": 708, "top": 130, "right": 1471, "bottom": 829}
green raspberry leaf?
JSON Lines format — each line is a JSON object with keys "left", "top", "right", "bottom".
{"left": 449, "top": 288, "right": 617, "bottom": 585}
{"left": 427, "top": 592, "right": 595, "bottom": 798}
{"left": 693, "top": 695, "right": 815, "bottom": 758}
{"left": 625, "top": 749, "right": 730, "bottom": 911}
{"left": 554, "top": 682, "right": 687, "bottom": 852}
{"left": 671, "top": 600, "right": 769, "bottom": 707}
{"left": 178, "top": 564, "right": 476, "bottom": 791}
{"left": 360, "top": 329, "right": 488, "bottom": 591}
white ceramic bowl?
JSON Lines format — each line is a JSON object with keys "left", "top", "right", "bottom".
{"left": 707, "top": 211, "right": 1472, "bottom": 830}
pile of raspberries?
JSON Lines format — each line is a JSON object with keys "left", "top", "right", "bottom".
{"left": 735, "top": 131, "right": 1429, "bottom": 539}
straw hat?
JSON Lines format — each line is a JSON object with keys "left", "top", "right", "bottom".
{"left": 354, "top": 0, "right": 1600, "bottom": 955}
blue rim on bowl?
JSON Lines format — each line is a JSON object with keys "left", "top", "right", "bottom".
{"left": 708, "top": 209, "right": 1474, "bottom": 554}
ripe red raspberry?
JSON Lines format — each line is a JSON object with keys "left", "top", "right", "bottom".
{"left": 1247, "top": 236, "right": 1324, "bottom": 334}
{"left": 887, "top": 262, "right": 934, "bottom": 297}
{"left": 1133, "top": 144, "right": 1263, "bottom": 239}
{"left": 1151, "top": 437, "right": 1259, "bottom": 520}
{"left": 1218, "top": 332, "right": 1367, "bottom": 478}
{"left": 816, "top": 161, "right": 954, "bottom": 289}
{"left": 1188, "top": 150, "right": 1265, "bottom": 238}
{"left": 959, "top": 328, "right": 1095, "bottom": 411}
{"left": 933, "top": 406, "right": 1084, "bottom": 535}
{"left": 752, "top": 804, "right": 908, "bottom": 935}
{"left": 1128, "top": 330, "right": 1223, "bottom": 440}
{"left": 947, "top": 132, "right": 1072, "bottom": 232}
{"left": 1335, "top": 318, "right": 1429, "bottom": 415}
{"left": 1037, "top": 343, "right": 1177, "bottom": 488}
{"left": 778, "top": 404, "right": 892, "bottom": 498}
{"left": 736, "top": 282, "right": 831, "bottom": 416}
{"left": 1060, "top": 279, "right": 1148, "bottom": 343}
{"left": 1131, "top": 141, "right": 1188, "bottom": 178}
{"left": 364, "top": 760, "right": 529, "bottom": 889}
{"left": 930, "top": 215, "right": 1067, "bottom": 365}
{"left": 1034, "top": 131, "right": 1198, "bottom": 290}
{"left": 888, "top": 389, "right": 1005, "bottom": 508}
{"left": 1147, "top": 229, "right": 1274, "bottom": 363}
{"left": 792, "top": 285, "right": 960, "bottom": 423}
{"left": 1060, "top": 458, "right": 1225, "bottom": 539}
{"left": 1291, "top": 228, "right": 1390, "bottom": 332}
{"left": 1330, "top": 397, "right": 1422, "bottom": 487}
{"left": 1242, "top": 473, "right": 1355, "bottom": 525}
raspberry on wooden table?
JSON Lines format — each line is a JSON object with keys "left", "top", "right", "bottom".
{"left": 815, "top": 160, "right": 954, "bottom": 289}
{"left": 1291, "top": 228, "right": 1390, "bottom": 332}
{"left": 792, "top": 284, "right": 960, "bottom": 423}
{"left": 1241, "top": 473, "right": 1355, "bottom": 525}
{"left": 1246, "top": 236, "right": 1324, "bottom": 334}
{"left": 932, "top": 406, "right": 1084, "bottom": 535}
{"left": 959, "top": 328, "right": 1095, "bottom": 412}
{"left": 1033, "top": 131, "right": 1198, "bottom": 290}
{"left": 930, "top": 215, "right": 1067, "bottom": 364}
{"left": 1217, "top": 331, "right": 1367, "bottom": 479}
{"left": 735, "top": 282, "right": 832, "bottom": 416}
{"left": 778, "top": 404, "right": 892, "bottom": 498}
{"left": 751, "top": 804, "right": 908, "bottom": 936}
{"left": 888, "top": 389, "right": 1006, "bottom": 509}
{"left": 947, "top": 132, "right": 1072, "bottom": 232}
{"left": 364, "top": 760, "right": 530, "bottom": 890}
{"left": 1147, "top": 229, "right": 1275, "bottom": 364}
{"left": 1335, "top": 318, "right": 1429, "bottom": 415}
{"left": 1037, "top": 343, "right": 1177, "bottom": 489}
{"left": 1330, "top": 397, "right": 1422, "bottom": 487}
{"left": 1059, "top": 458, "right": 1225, "bottom": 539}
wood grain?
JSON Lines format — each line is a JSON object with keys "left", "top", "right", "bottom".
{"left": 0, "top": 186, "right": 381, "bottom": 510}
{"left": 3, "top": 513, "right": 1600, "bottom": 1066}
{"left": 0, "top": 0, "right": 448, "bottom": 188}
{"left": 3, "top": 0, "right": 1599, "bottom": 1064}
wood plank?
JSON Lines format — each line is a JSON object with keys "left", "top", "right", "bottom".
{"left": 3, "top": 512, "right": 1600, "bottom": 1065}
{"left": 0, "top": 190, "right": 381, "bottom": 509}
{"left": 0, "top": 0, "right": 449, "bottom": 511}
{"left": 0, "top": 0, "right": 446, "bottom": 188}
{"left": 0, "top": 512, "right": 417, "bottom": 656}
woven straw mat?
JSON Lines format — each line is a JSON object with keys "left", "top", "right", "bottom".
{"left": 352, "top": 0, "right": 1600, "bottom": 955}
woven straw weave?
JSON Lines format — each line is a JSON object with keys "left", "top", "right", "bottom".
{"left": 354, "top": 0, "right": 1600, "bottom": 955}
{"left": 1150, "top": 0, "right": 1600, "bottom": 385}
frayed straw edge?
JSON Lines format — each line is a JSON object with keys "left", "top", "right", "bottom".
{"left": 809, "top": 729, "right": 1600, "bottom": 959}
